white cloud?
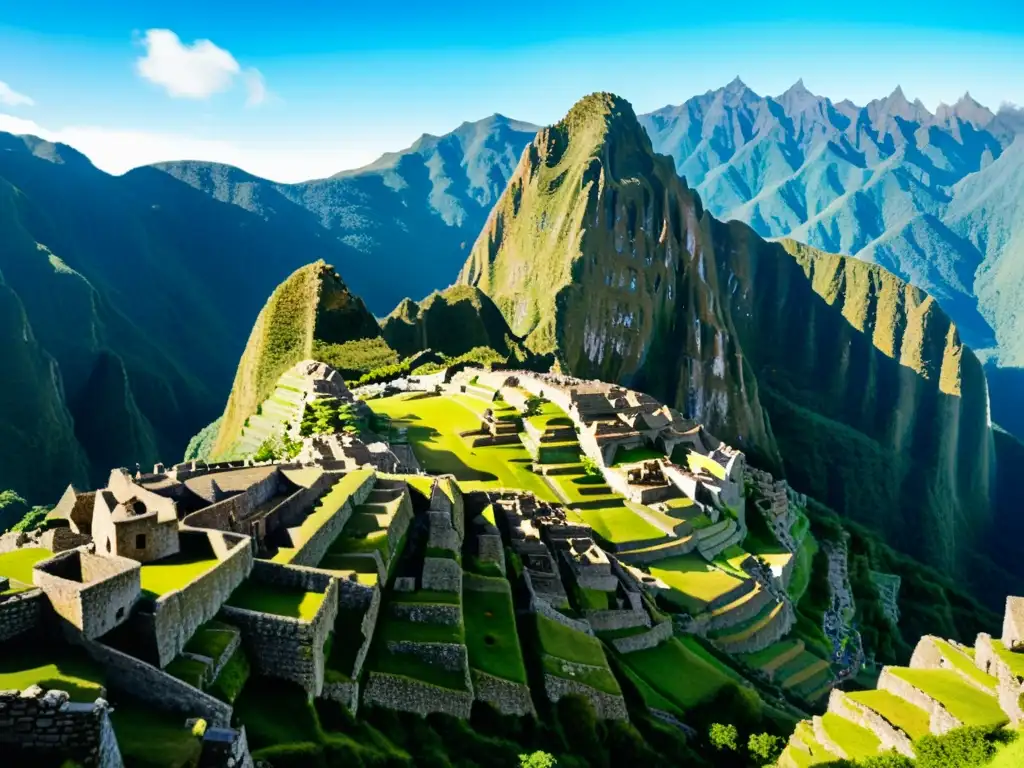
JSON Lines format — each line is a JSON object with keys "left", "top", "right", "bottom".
{"left": 136, "top": 29, "right": 268, "bottom": 105}
{"left": 0, "top": 112, "right": 378, "bottom": 183}
{"left": 243, "top": 68, "right": 267, "bottom": 107}
{"left": 0, "top": 81, "right": 34, "bottom": 107}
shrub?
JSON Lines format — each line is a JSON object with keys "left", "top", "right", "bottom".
{"left": 746, "top": 732, "right": 781, "bottom": 763}
{"left": 520, "top": 751, "right": 556, "bottom": 768}
{"left": 524, "top": 397, "right": 545, "bottom": 417}
{"left": 914, "top": 724, "right": 1010, "bottom": 768}
{"left": 581, "top": 456, "right": 602, "bottom": 478}
{"left": 301, "top": 398, "right": 360, "bottom": 437}
{"left": 709, "top": 723, "right": 738, "bottom": 752}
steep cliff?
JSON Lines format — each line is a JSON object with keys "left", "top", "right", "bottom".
{"left": 211, "top": 261, "right": 381, "bottom": 457}
{"left": 461, "top": 93, "right": 994, "bottom": 576}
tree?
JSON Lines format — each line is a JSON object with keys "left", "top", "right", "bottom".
{"left": 519, "top": 751, "right": 556, "bottom": 768}
{"left": 747, "top": 732, "right": 781, "bottom": 764}
{"left": 524, "top": 396, "right": 545, "bottom": 417}
{"left": 709, "top": 723, "right": 738, "bottom": 752}
{"left": 915, "top": 724, "right": 1004, "bottom": 768}
{"left": 581, "top": 455, "right": 603, "bottom": 478}
{"left": 860, "top": 752, "right": 914, "bottom": 768}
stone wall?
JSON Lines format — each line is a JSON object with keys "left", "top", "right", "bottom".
{"left": 362, "top": 672, "right": 474, "bottom": 718}
{"left": 0, "top": 589, "right": 44, "bottom": 642}
{"left": 542, "top": 674, "right": 628, "bottom": 720}
{"left": 221, "top": 562, "right": 338, "bottom": 697}
{"left": 877, "top": 667, "right": 960, "bottom": 735}
{"left": 390, "top": 601, "right": 460, "bottom": 625}
{"left": 422, "top": 557, "right": 462, "bottom": 593}
{"left": 715, "top": 601, "right": 795, "bottom": 654}
{"left": 975, "top": 633, "right": 1024, "bottom": 724}
{"left": 32, "top": 550, "right": 141, "bottom": 640}
{"left": 533, "top": 598, "right": 594, "bottom": 635}
{"left": 320, "top": 679, "right": 359, "bottom": 715}
{"left": 827, "top": 689, "right": 914, "bottom": 757}
{"left": 77, "top": 635, "right": 232, "bottom": 727}
{"left": 280, "top": 471, "right": 375, "bottom": 568}
{"left": 471, "top": 670, "right": 536, "bottom": 716}
{"left": 585, "top": 609, "right": 649, "bottom": 632}
{"left": 706, "top": 586, "right": 773, "bottom": 632}
{"left": 611, "top": 620, "right": 673, "bottom": 654}
{"left": 0, "top": 687, "right": 123, "bottom": 768}
{"left": 181, "top": 468, "right": 284, "bottom": 533}
{"left": 151, "top": 531, "right": 252, "bottom": 667}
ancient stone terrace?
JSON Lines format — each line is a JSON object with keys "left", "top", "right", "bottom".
{"left": 780, "top": 596, "right": 1024, "bottom": 766}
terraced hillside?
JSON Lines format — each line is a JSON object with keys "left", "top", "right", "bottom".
{"left": 459, "top": 92, "right": 996, "bottom": 586}
{"left": 779, "top": 603, "right": 1024, "bottom": 766}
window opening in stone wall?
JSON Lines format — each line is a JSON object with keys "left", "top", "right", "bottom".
{"left": 136, "top": 533, "right": 146, "bottom": 550}
{"left": 116, "top": 607, "right": 124, "bottom": 620}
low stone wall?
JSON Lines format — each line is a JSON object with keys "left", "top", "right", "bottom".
{"left": 585, "top": 609, "right": 649, "bottom": 632}
{"left": 543, "top": 674, "right": 628, "bottom": 720}
{"left": 828, "top": 689, "right": 915, "bottom": 757}
{"left": 533, "top": 598, "right": 594, "bottom": 635}
{"left": 222, "top": 565, "right": 338, "bottom": 697}
{"left": 617, "top": 537, "right": 696, "bottom": 565}
{"left": 706, "top": 579, "right": 756, "bottom": 612}
{"left": 472, "top": 670, "right": 536, "bottom": 716}
{"left": 284, "top": 471, "right": 375, "bottom": 568}
{"left": 476, "top": 534, "right": 505, "bottom": 574}
{"left": 151, "top": 531, "right": 252, "bottom": 667}
{"left": 975, "top": 634, "right": 1024, "bottom": 724}
{"left": 422, "top": 557, "right": 462, "bottom": 593}
{"left": 426, "top": 510, "right": 460, "bottom": 553}
{"left": 387, "top": 641, "right": 467, "bottom": 673}
{"left": 0, "top": 589, "right": 44, "bottom": 642}
{"left": 78, "top": 635, "right": 232, "bottom": 727}
{"left": 0, "top": 687, "right": 123, "bottom": 768}
{"left": 181, "top": 468, "right": 284, "bottom": 533}
{"left": 362, "top": 672, "right": 474, "bottom": 718}
{"left": 612, "top": 620, "right": 673, "bottom": 654}
{"left": 716, "top": 601, "right": 795, "bottom": 654}
{"left": 320, "top": 679, "right": 359, "bottom": 714}
{"left": 707, "top": 587, "right": 773, "bottom": 631}
{"left": 389, "top": 601, "right": 460, "bottom": 626}
{"left": 878, "top": 667, "right": 960, "bottom": 735}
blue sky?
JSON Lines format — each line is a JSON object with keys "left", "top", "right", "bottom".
{"left": 1, "top": 0, "right": 1022, "bottom": 181}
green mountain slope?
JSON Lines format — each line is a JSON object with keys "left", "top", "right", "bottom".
{"left": 0, "top": 131, "right": 370, "bottom": 500}
{"left": 155, "top": 114, "right": 540, "bottom": 315}
{"left": 381, "top": 285, "right": 523, "bottom": 359}
{"left": 210, "top": 261, "right": 381, "bottom": 457}
{"left": 460, "top": 92, "right": 995, "bottom": 581}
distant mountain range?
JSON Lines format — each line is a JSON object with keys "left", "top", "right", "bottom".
{"left": 639, "top": 79, "right": 1024, "bottom": 435}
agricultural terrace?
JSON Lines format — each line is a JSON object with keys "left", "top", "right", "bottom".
{"left": 0, "top": 640, "right": 106, "bottom": 702}
{"left": 462, "top": 574, "right": 527, "bottom": 684}
{"left": 110, "top": 702, "right": 204, "bottom": 768}
{"left": 649, "top": 554, "right": 749, "bottom": 614}
{"left": 0, "top": 547, "right": 49, "bottom": 592}
{"left": 367, "top": 605, "right": 469, "bottom": 691}
{"left": 535, "top": 614, "right": 620, "bottom": 695}
{"left": 368, "top": 393, "right": 557, "bottom": 501}
{"left": 818, "top": 713, "right": 881, "bottom": 761}
{"left": 618, "top": 636, "right": 737, "bottom": 710}
{"left": 888, "top": 668, "right": 1006, "bottom": 726}
{"left": 845, "top": 690, "right": 931, "bottom": 740}
{"left": 226, "top": 580, "right": 325, "bottom": 621}
{"left": 139, "top": 551, "right": 219, "bottom": 600}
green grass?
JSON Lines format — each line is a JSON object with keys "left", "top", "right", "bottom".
{"left": 208, "top": 646, "right": 250, "bottom": 704}
{"left": 993, "top": 640, "right": 1024, "bottom": 679}
{"left": 649, "top": 555, "right": 748, "bottom": 613}
{"left": 525, "top": 400, "right": 574, "bottom": 432}
{"left": 139, "top": 552, "right": 219, "bottom": 599}
{"left": 787, "top": 533, "right": 818, "bottom": 602}
{"left": 226, "top": 580, "right": 325, "bottom": 621}
{"left": 819, "top": 712, "right": 881, "bottom": 761}
{"left": 535, "top": 614, "right": 608, "bottom": 668}
{"left": 611, "top": 445, "right": 665, "bottom": 466}
{"left": 990, "top": 728, "right": 1024, "bottom": 768}
{"left": 541, "top": 653, "right": 621, "bottom": 695}
{"left": 183, "top": 622, "right": 236, "bottom": 661}
{"left": 0, "top": 642, "right": 105, "bottom": 701}
{"left": 111, "top": 701, "right": 203, "bottom": 768}
{"left": 368, "top": 393, "right": 557, "bottom": 502}
{"left": 272, "top": 470, "right": 374, "bottom": 563}
{"left": 165, "top": 655, "right": 209, "bottom": 688}
{"left": 618, "top": 663, "right": 684, "bottom": 716}
{"left": 235, "top": 677, "right": 322, "bottom": 749}
{"left": 890, "top": 668, "right": 1008, "bottom": 726}
{"left": 0, "top": 547, "right": 48, "bottom": 590}
{"left": 933, "top": 638, "right": 998, "bottom": 691}
{"left": 847, "top": 689, "right": 931, "bottom": 740}
{"left": 740, "top": 639, "right": 803, "bottom": 670}
{"left": 684, "top": 451, "right": 727, "bottom": 480}
{"left": 463, "top": 581, "right": 527, "bottom": 684}
{"left": 622, "top": 637, "right": 737, "bottom": 709}
{"left": 677, "top": 635, "right": 748, "bottom": 683}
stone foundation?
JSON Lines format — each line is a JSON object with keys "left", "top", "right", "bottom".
{"left": 320, "top": 679, "right": 360, "bottom": 714}
{"left": 471, "top": 671, "right": 535, "bottom": 716}
{"left": 542, "top": 674, "right": 628, "bottom": 720}
{"left": 389, "top": 601, "right": 460, "bottom": 625}
{"left": 362, "top": 672, "right": 473, "bottom": 718}
{"left": 611, "top": 620, "right": 673, "bottom": 654}
{"left": 422, "top": 557, "right": 462, "bottom": 593}
{"left": 0, "top": 589, "right": 44, "bottom": 642}
{"left": 0, "top": 687, "right": 123, "bottom": 768}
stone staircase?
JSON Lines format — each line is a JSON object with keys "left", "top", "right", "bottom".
{"left": 779, "top": 616, "right": 1024, "bottom": 767}
{"left": 233, "top": 372, "right": 308, "bottom": 457}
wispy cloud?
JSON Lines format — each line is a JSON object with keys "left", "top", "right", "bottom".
{"left": 0, "top": 81, "right": 34, "bottom": 107}
{"left": 135, "top": 29, "right": 268, "bottom": 105}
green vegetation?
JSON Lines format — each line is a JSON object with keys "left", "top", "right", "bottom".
{"left": 0, "top": 547, "right": 48, "bottom": 591}
{"left": 226, "top": 580, "right": 325, "bottom": 621}
{"left": 300, "top": 397, "right": 360, "bottom": 437}
{"left": 139, "top": 552, "right": 219, "bottom": 599}
{"left": 611, "top": 445, "right": 665, "bottom": 466}
{"left": 620, "top": 637, "right": 737, "bottom": 709}
{"left": 463, "top": 578, "right": 527, "bottom": 683}
{"left": 932, "top": 638, "right": 997, "bottom": 691}
{"left": 889, "top": 668, "right": 1007, "bottom": 727}
{"left": 820, "top": 712, "right": 882, "bottom": 760}
{"left": 208, "top": 646, "right": 250, "bottom": 704}
{"left": 649, "top": 555, "right": 747, "bottom": 613}
{"left": 111, "top": 700, "right": 203, "bottom": 768}
{"left": 848, "top": 689, "right": 931, "bottom": 740}
{"left": 313, "top": 336, "right": 399, "bottom": 378}
{"left": 165, "top": 655, "right": 209, "bottom": 688}
{"left": 0, "top": 640, "right": 105, "bottom": 701}
{"left": 184, "top": 621, "right": 237, "bottom": 660}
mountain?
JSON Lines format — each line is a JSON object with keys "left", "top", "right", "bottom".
{"left": 0, "top": 131, "right": 365, "bottom": 500}
{"left": 380, "top": 284, "right": 524, "bottom": 359}
{"left": 209, "top": 260, "right": 382, "bottom": 458}
{"left": 459, "top": 92, "right": 1005, "bottom": 587}
{"left": 638, "top": 81, "right": 1024, "bottom": 436}
{"left": 155, "top": 114, "right": 540, "bottom": 315}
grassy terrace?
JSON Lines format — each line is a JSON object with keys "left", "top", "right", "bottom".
{"left": 0, "top": 641, "right": 106, "bottom": 701}
{"left": 463, "top": 575, "right": 527, "bottom": 683}
{"left": 525, "top": 400, "right": 574, "bottom": 432}
{"left": 847, "top": 689, "right": 931, "bottom": 740}
{"left": 111, "top": 700, "right": 203, "bottom": 768}
{"left": 271, "top": 469, "right": 374, "bottom": 564}
{"left": 819, "top": 713, "right": 881, "bottom": 761}
{"left": 368, "top": 393, "right": 557, "bottom": 502}
{"left": 993, "top": 639, "right": 1024, "bottom": 679}
{"left": 685, "top": 451, "right": 727, "bottom": 480}
{"left": 368, "top": 610, "right": 469, "bottom": 690}
{"left": 740, "top": 639, "right": 803, "bottom": 671}
{"left": 611, "top": 445, "right": 665, "bottom": 466}
{"left": 933, "top": 638, "right": 998, "bottom": 691}
{"left": 226, "top": 580, "right": 324, "bottom": 621}
{"left": 140, "top": 552, "right": 219, "bottom": 600}
{"left": 535, "top": 613, "right": 620, "bottom": 694}
{"left": 649, "top": 554, "right": 748, "bottom": 614}
{"left": 0, "top": 547, "right": 48, "bottom": 593}
{"left": 549, "top": 469, "right": 668, "bottom": 544}
{"left": 184, "top": 620, "right": 237, "bottom": 660}
{"left": 889, "top": 668, "right": 1008, "bottom": 726}
{"left": 621, "top": 636, "right": 737, "bottom": 709}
